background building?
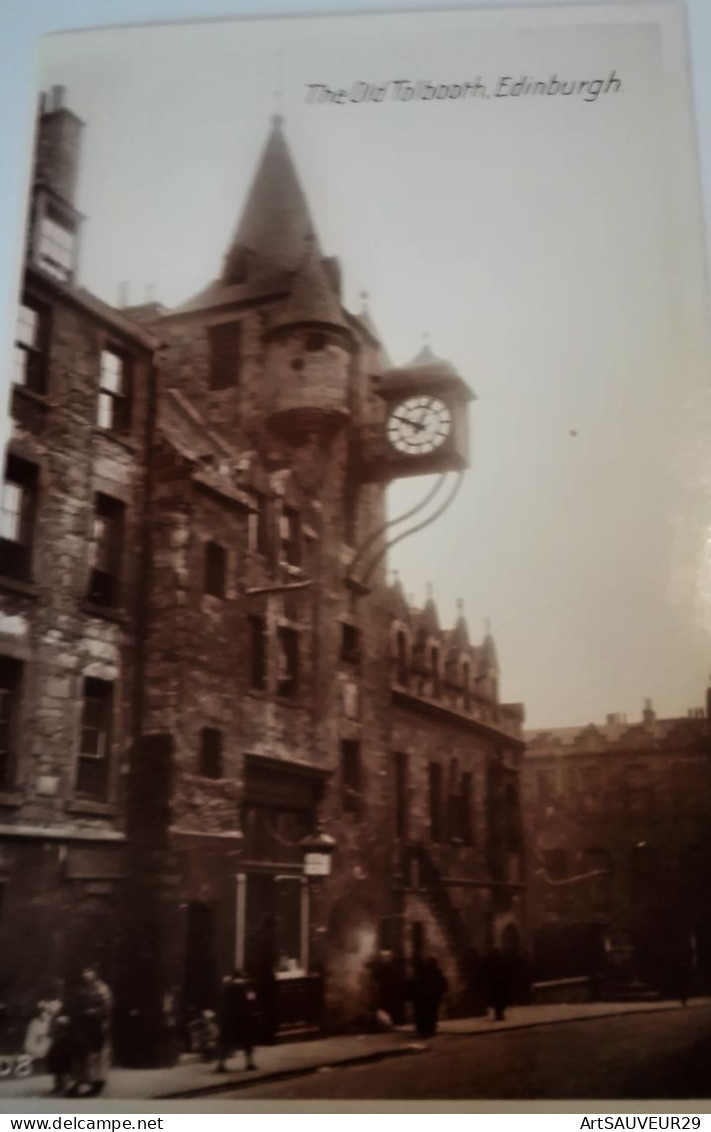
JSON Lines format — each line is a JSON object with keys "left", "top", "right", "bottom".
{"left": 523, "top": 692, "right": 711, "bottom": 996}
{"left": 0, "top": 95, "right": 527, "bottom": 1062}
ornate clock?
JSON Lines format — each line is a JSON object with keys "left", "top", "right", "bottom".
{"left": 357, "top": 344, "right": 475, "bottom": 482}
{"left": 386, "top": 396, "right": 452, "bottom": 456}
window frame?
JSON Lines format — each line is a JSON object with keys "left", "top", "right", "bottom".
{"left": 13, "top": 298, "right": 49, "bottom": 395}
{"left": 0, "top": 657, "right": 22, "bottom": 792}
{"left": 98, "top": 347, "right": 132, "bottom": 434}
{"left": 199, "top": 727, "right": 224, "bottom": 779}
{"left": 429, "top": 761, "right": 443, "bottom": 843}
{"left": 88, "top": 493, "right": 125, "bottom": 609}
{"left": 276, "top": 625, "right": 299, "bottom": 699}
{"left": 341, "top": 739, "right": 362, "bottom": 818}
{"left": 0, "top": 456, "right": 38, "bottom": 582}
{"left": 37, "top": 209, "right": 75, "bottom": 282}
{"left": 204, "top": 540, "right": 227, "bottom": 599}
{"left": 207, "top": 320, "right": 242, "bottom": 391}
{"left": 248, "top": 615, "right": 267, "bottom": 691}
{"left": 77, "top": 677, "right": 113, "bottom": 801}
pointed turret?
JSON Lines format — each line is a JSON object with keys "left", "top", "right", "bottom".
{"left": 450, "top": 598, "right": 470, "bottom": 649}
{"left": 223, "top": 115, "right": 319, "bottom": 283}
{"left": 479, "top": 621, "right": 499, "bottom": 676}
{"left": 268, "top": 237, "right": 349, "bottom": 336}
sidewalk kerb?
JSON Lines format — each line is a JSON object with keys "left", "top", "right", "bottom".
{"left": 156, "top": 1042, "right": 426, "bottom": 1100}
{"left": 437, "top": 999, "right": 697, "bottom": 1041}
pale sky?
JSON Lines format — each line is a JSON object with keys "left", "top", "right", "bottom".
{"left": 32, "top": 7, "right": 711, "bottom": 728}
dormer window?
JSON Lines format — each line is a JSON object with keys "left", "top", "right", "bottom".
{"left": 37, "top": 209, "right": 75, "bottom": 282}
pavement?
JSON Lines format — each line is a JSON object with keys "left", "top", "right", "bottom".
{"left": 0, "top": 997, "right": 707, "bottom": 1102}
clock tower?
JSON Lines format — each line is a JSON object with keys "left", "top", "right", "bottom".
{"left": 357, "top": 343, "right": 476, "bottom": 482}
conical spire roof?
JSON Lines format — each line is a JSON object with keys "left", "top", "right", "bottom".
{"left": 269, "top": 237, "right": 349, "bottom": 333}
{"left": 479, "top": 622, "right": 499, "bottom": 674}
{"left": 450, "top": 598, "right": 470, "bottom": 649}
{"left": 223, "top": 116, "right": 319, "bottom": 283}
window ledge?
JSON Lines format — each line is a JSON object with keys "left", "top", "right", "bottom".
{"left": 0, "top": 575, "right": 39, "bottom": 599}
{"left": 12, "top": 384, "right": 50, "bottom": 408}
{"left": 0, "top": 791, "right": 23, "bottom": 808}
{"left": 66, "top": 799, "right": 118, "bottom": 817}
{"left": 81, "top": 601, "right": 130, "bottom": 624}
{"left": 246, "top": 688, "right": 268, "bottom": 701}
{"left": 93, "top": 426, "right": 137, "bottom": 453}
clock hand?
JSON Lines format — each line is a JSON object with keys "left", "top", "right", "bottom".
{"left": 391, "top": 415, "right": 426, "bottom": 431}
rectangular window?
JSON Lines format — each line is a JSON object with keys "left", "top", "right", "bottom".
{"left": 37, "top": 212, "right": 75, "bottom": 281}
{"left": 460, "top": 772, "right": 473, "bottom": 845}
{"left": 0, "top": 456, "right": 38, "bottom": 581}
{"left": 462, "top": 662, "right": 472, "bottom": 710}
{"left": 199, "top": 728, "right": 223, "bottom": 779}
{"left": 276, "top": 626, "right": 299, "bottom": 698}
{"left": 98, "top": 349, "right": 131, "bottom": 433}
{"left": 208, "top": 321, "right": 242, "bottom": 390}
{"left": 430, "top": 647, "right": 441, "bottom": 697}
{"left": 429, "top": 762, "right": 443, "bottom": 843}
{"left": 396, "top": 631, "right": 408, "bottom": 686}
{"left": 88, "top": 494, "right": 125, "bottom": 607}
{"left": 394, "top": 751, "right": 409, "bottom": 840}
{"left": 247, "top": 493, "right": 269, "bottom": 556}
{"left": 341, "top": 623, "right": 361, "bottom": 665}
{"left": 279, "top": 506, "right": 301, "bottom": 567}
{"left": 13, "top": 300, "right": 48, "bottom": 394}
{"left": 342, "top": 740, "right": 362, "bottom": 817}
{"left": 0, "top": 657, "right": 22, "bottom": 792}
{"left": 204, "top": 541, "right": 227, "bottom": 598}
{"left": 248, "top": 615, "right": 267, "bottom": 691}
{"left": 77, "top": 678, "right": 112, "bottom": 800}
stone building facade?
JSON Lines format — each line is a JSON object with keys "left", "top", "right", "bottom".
{"left": 523, "top": 694, "right": 711, "bottom": 995}
{"left": 0, "top": 94, "right": 527, "bottom": 1061}
{"left": 0, "top": 86, "right": 157, "bottom": 1046}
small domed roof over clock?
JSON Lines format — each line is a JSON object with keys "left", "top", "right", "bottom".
{"left": 379, "top": 343, "right": 476, "bottom": 401}
{"left": 359, "top": 340, "right": 476, "bottom": 482}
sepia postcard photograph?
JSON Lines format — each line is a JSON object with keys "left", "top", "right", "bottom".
{"left": 0, "top": 0, "right": 710, "bottom": 1110}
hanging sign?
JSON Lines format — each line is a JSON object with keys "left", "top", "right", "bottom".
{"left": 303, "top": 852, "right": 331, "bottom": 877}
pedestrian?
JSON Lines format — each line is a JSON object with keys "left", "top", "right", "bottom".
{"left": 46, "top": 1014, "right": 82, "bottom": 1097}
{"left": 411, "top": 956, "right": 448, "bottom": 1039}
{"left": 484, "top": 947, "right": 512, "bottom": 1022}
{"left": 69, "top": 964, "right": 113, "bottom": 1097}
{"left": 215, "top": 971, "right": 259, "bottom": 1073}
{"left": 369, "top": 949, "right": 407, "bottom": 1029}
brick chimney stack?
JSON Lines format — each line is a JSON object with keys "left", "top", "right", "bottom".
{"left": 35, "top": 85, "right": 84, "bottom": 206}
{"left": 642, "top": 697, "right": 656, "bottom": 725}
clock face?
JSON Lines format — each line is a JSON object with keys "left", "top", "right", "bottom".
{"left": 386, "top": 396, "right": 452, "bottom": 456}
